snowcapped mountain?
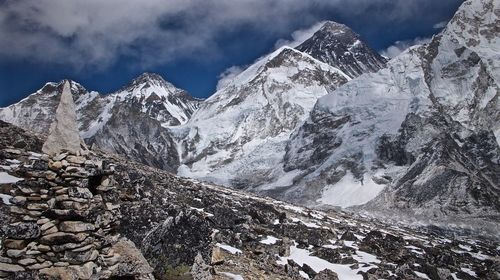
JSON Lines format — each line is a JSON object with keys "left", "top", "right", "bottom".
{"left": 277, "top": 0, "right": 499, "bottom": 221}
{"left": 0, "top": 73, "right": 200, "bottom": 171}
{"left": 176, "top": 46, "right": 350, "bottom": 187}
{"left": 296, "top": 21, "right": 387, "bottom": 78}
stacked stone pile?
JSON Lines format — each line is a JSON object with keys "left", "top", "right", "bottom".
{"left": 0, "top": 148, "right": 154, "bottom": 279}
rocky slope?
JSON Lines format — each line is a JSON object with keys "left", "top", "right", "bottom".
{"left": 176, "top": 47, "right": 350, "bottom": 188}
{"left": 296, "top": 21, "right": 387, "bottom": 78}
{"left": 0, "top": 73, "right": 200, "bottom": 172}
{"left": 275, "top": 0, "right": 499, "bottom": 223}
{"left": 1, "top": 120, "right": 499, "bottom": 280}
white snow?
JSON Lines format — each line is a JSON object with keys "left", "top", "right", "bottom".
{"left": 0, "top": 172, "right": 23, "bottom": 184}
{"left": 260, "top": 236, "right": 280, "bottom": 245}
{"left": 414, "top": 271, "right": 431, "bottom": 279}
{"left": 216, "top": 243, "right": 242, "bottom": 255}
{"left": 278, "top": 245, "right": 363, "bottom": 280}
{"left": 317, "top": 172, "right": 386, "bottom": 208}
{"left": 460, "top": 267, "right": 477, "bottom": 277}
{"left": 221, "top": 272, "right": 244, "bottom": 280}
{"left": 0, "top": 194, "right": 12, "bottom": 205}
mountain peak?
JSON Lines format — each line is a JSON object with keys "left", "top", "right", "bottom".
{"left": 129, "top": 72, "right": 170, "bottom": 87}
{"left": 296, "top": 21, "right": 387, "bottom": 78}
{"left": 38, "top": 79, "right": 88, "bottom": 97}
{"left": 319, "top": 21, "right": 351, "bottom": 34}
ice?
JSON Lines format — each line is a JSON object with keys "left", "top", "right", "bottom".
{"left": 460, "top": 267, "right": 477, "bottom": 277}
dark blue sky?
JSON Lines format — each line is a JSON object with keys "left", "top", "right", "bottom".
{"left": 0, "top": 0, "right": 463, "bottom": 107}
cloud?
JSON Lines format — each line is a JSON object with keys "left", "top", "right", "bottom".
{"left": 433, "top": 21, "right": 448, "bottom": 29}
{"left": 0, "top": 0, "right": 459, "bottom": 71}
{"left": 216, "top": 65, "right": 245, "bottom": 90}
{"left": 381, "top": 37, "right": 432, "bottom": 58}
{"left": 274, "top": 21, "right": 327, "bottom": 49}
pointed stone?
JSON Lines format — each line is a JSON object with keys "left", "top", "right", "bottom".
{"left": 42, "top": 81, "right": 83, "bottom": 156}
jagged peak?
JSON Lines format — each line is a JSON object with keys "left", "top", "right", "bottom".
{"left": 318, "top": 21, "right": 353, "bottom": 35}
{"left": 37, "top": 79, "right": 88, "bottom": 96}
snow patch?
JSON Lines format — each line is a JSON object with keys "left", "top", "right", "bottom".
{"left": 0, "top": 172, "right": 23, "bottom": 184}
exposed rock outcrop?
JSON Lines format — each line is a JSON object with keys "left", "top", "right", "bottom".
{"left": 42, "top": 81, "right": 84, "bottom": 156}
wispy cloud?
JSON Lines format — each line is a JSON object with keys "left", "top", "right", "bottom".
{"left": 433, "top": 21, "right": 448, "bottom": 29}
{"left": 216, "top": 65, "right": 246, "bottom": 90}
{"left": 381, "top": 37, "right": 432, "bottom": 58}
{"left": 274, "top": 21, "right": 327, "bottom": 49}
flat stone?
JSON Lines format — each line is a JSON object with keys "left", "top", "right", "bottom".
{"left": 25, "top": 250, "right": 41, "bottom": 255}
{"left": 66, "top": 156, "right": 86, "bottom": 165}
{"left": 37, "top": 218, "right": 51, "bottom": 225}
{"left": 0, "top": 262, "right": 25, "bottom": 272}
{"left": 49, "top": 161, "right": 63, "bottom": 171}
{"left": 40, "top": 221, "right": 56, "bottom": 231}
{"left": 6, "top": 249, "right": 25, "bottom": 258}
{"left": 37, "top": 245, "right": 51, "bottom": 252}
{"left": 59, "top": 221, "right": 95, "bottom": 233}
{"left": 27, "top": 203, "right": 49, "bottom": 211}
{"left": 27, "top": 261, "right": 52, "bottom": 270}
{"left": 71, "top": 244, "right": 94, "bottom": 253}
{"left": 18, "top": 258, "right": 37, "bottom": 266}
{"left": 54, "top": 262, "right": 69, "bottom": 267}
{"left": 53, "top": 153, "right": 69, "bottom": 161}
{"left": 3, "top": 222, "right": 41, "bottom": 239}
{"left": 4, "top": 239, "right": 26, "bottom": 250}
{"left": 43, "top": 225, "right": 59, "bottom": 235}
{"left": 12, "top": 196, "right": 26, "bottom": 204}
{"left": 40, "top": 232, "right": 88, "bottom": 245}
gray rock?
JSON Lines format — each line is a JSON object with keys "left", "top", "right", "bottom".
{"left": 42, "top": 81, "right": 84, "bottom": 155}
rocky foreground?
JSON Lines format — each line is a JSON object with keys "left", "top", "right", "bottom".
{"left": 0, "top": 120, "right": 499, "bottom": 279}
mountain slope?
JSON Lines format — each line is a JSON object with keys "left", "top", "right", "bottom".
{"left": 277, "top": 0, "right": 499, "bottom": 221}
{"left": 296, "top": 21, "right": 387, "bottom": 78}
{"left": 176, "top": 47, "right": 350, "bottom": 188}
{"left": 1, "top": 119, "right": 498, "bottom": 280}
{"left": 0, "top": 73, "right": 199, "bottom": 171}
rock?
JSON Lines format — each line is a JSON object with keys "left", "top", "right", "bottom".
{"left": 42, "top": 81, "right": 84, "bottom": 155}
{"left": 191, "top": 252, "right": 212, "bottom": 280}
{"left": 49, "top": 160, "right": 64, "bottom": 171}
{"left": 2, "top": 222, "right": 41, "bottom": 239}
{"left": 3, "top": 239, "right": 26, "bottom": 250}
{"left": 66, "top": 156, "right": 86, "bottom": 165}
{"left": 40, "top": 221, "right": 56, "bottom": 231}
{"left": 68, "top": 187, "right": 93, "bottom": 199}
{"left": 59, "top": 221, "right": 95, "bottom": 233}
{"left": 40, "top": 232, "right": 87, "bottom": 245}
{"left": 211, "top": 246, "right": 224, "bottom": 265}
{"left": 313, "top": 269, "right": 339, "bottom": 280}
{"left": 18, "top": 258, "right": 37, "bottom": 266}
{"left": 28, "top": 261, "right": 53, "bottom": 270}
{"left": 106, "top": 239, "right": 154, "bottom": 278}
{"left": 141, "top": 209, "right": 212, "bottom": 277}
{"left": 6, "top": 249, "right": 25, "bottom": 258}
{"left": 0, "top": 262, "right": 25, "bottom": 272}
{"left": 39, "top": 266, "right": 76, "bottom": 280}
{"left": 340, "top": 230, "right": 358, "bottom": 241}
{"left": 63, "top": 249, "right": 98, "bottom": 264}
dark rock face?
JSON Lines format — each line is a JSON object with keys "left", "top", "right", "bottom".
{"left": 296, "top": 21, "right": 387, "bottom": 78}
{"left": 141, "top": 209, "right": 212, "bottom": 279}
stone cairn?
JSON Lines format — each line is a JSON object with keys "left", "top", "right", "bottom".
{"left": 0, "top": 81, "right": 153, "bottom": 279}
